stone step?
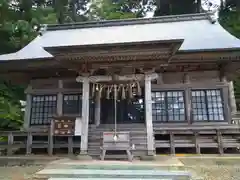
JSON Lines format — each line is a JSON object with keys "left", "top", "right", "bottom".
{"left": 88, "top": 131, "right": 147, "bottom": 134}
{"left": 88, "top": 147, "right": 147, "bottom": 152}
{"left": 90, "top": 124, "right": 145, "bottom": 127}
{"left": 36, "top": 169, "right": 191, "bottom": 179}
{"left": 89, "top": 127, "right": 146, "bottom": 129}
{"left": 88, "top": 145, "right": 147, "bottom": 149}
{"left": 88, "top": 138, "right": 147, "bottom": 142}
{"left": 89, "top": 128, "right": 146, "bottom": 130}
{"left": 46, "top": 164, "right": 163, "bottom": 170}
{"left": 89, "top": 134, "right": 147, "bottom": 137}
{"left": 49, "top": 178, "right": 172, "bottom": 180}
{"left": 88, "top": 154, "right": 133, "bottom": 159}
{"left": 88, "top": 137, "right": 146, "bottom": 140}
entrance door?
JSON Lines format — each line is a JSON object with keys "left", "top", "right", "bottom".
{"left": 100, "top": 96, "right": 145, "bottom": 124}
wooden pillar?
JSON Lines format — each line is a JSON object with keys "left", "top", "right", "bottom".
{"left": 157, "top": 73, "right": 163, "bottom": 84}
{"left": 194, "top": 132, "right": 200, "bottom": 154}
{"left": 144, "top": 73, "right": 156, "bottom": 155}
{"left": 95, "top": 91, "right": 101, "bottom": 126}
{"left": 23, "top": 93, "right": 32, "bottom": 130}
{"left": 217, "top": 130, "right": 223, "bottom": 154}
{"left": 57, "top": 80, "right": 63, "bottom": 116}
{"left": 48, "top": 121, "right": 54, "bottom": 156}
{"left": 170, "top": 132, "right": 175, "bottom": 155}
{"left": 219, "top": 67, "right": 231, "bottom": 122}
{"left": 184, "top": 73, "right": 191, "bottom": 124}
{"left": 229, "top": 81, "right": 237, "bottom": 115}
{"left": 26, "top": 132, "right": 32, "bottom": 155}
{"left": 7, "top": 132, "right": 13, "bottom": 155}
{"left": 80, "top": 77, "right": 90, "bottom": 154}
{"left": 68, "top": 136, "right": 73, "bottom": 155}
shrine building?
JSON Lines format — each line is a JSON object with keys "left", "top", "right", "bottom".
{"left": 0, "top": 13, "right": 240, "bottom": 157}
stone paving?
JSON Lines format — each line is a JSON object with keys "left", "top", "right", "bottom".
{"left": 35, "top": 157, "right": 192, "bottom": 180}
{"left": 48, "top": 156, "right": 184, "bottom": 167}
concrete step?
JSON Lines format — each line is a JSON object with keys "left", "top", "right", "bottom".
{"left": 91, "top": 129, "right": 147, "bottom": 131}
{"left": 49, "top": 178, "right": 172, "bottom": 180}
{"left": 88, "top": 137, "right": 147, "bottom": 141}
{"left": 89, "top": 133, "right": 146, "bottom": 135}
{"left": 37, "top": 169, "right": 191, "bottom": 179}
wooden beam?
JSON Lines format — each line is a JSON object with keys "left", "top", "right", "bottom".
{"left": 76, "top": 73, "right": 158, "bottom": 83}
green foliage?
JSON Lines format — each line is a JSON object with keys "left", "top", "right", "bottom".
{"left": 219, "top": 0, "right": 240, "bottom": 103}
{"left": 219, "top": 7, "right": 240, "bottom": 39}
{"left": 0, "top": 97, "right": 23, "bottom": 130}
{"left": 0, "top": 81, "right": 24, "bottom": 130}
{"left": 89, "top": 0, "right": 136, "bottom": 20}
{"left": 154, "top": 0, "right": 201, "bottom": 16}
{"left": 89, "top": 0, "right": 153, "bottom": 20}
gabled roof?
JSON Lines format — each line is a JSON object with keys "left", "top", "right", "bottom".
{"left": 0, "top": 13, "right": 240, "bottom": 61}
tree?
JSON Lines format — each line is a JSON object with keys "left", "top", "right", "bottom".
{"left": 0, "top": 81, "right": 24, "bottom": 130}
{"left": 219, "top": 0, "right": 240, "bottom": 106}
{"left": 38, "top": 0, "right": 90, "bottom": 23}
{"left": 0, "top": 0, "right": 240, "bottom": 131}
{"left": 88, "top": 0, "right": 152, "bottom": 20}
{"left": 0, "top": 0, "right": 58, "bottom": 130}
{"left": 219, "top": 0, "right": 240, "bottom": 38}
{"left": 154, "top": 0, "right": 202, "bottom": 16}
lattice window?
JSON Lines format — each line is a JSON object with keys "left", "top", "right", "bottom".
{"left": 152, "top": 91, "right": 185, "bottom": 122}
{"left": 62, "top": 93, "right": 95, "bottom": 124}
{"left": 63, "top": 94, "right": 82, "bottom": 116}
{"left": 191, "top": 89, "right": 224, "bottom": 121}
{"left": 30, "top": 95, "right": 57, "bottom": 125}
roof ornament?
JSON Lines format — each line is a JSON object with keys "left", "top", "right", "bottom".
{"left": 39, "top": 24, "right": 47, "bottom": 36}
{"left": 202, "top": 0, "right": 220, "bottom": 12}
{"left": 201, "top": 0, "right": 220, "bottom": 24}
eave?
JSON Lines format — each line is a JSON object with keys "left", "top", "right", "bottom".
{"left": 172, "top": 49, "right": 240, "bottom": 63}
{"left": 44, "top": 39, "right": 183, "bottom": 62}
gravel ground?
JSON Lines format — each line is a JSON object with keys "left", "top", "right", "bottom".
{"left": 0, "top": 166, "right": 43, "bottom": 180}
{"left": 0, "top": 157, "right": 240, "bottom": 180}
{"left": 179, "top": 158, "right": 240, "bottom": 180}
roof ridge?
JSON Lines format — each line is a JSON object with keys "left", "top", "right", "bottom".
{"left": 42, "top": 12, "right": 215, "bottom": 32}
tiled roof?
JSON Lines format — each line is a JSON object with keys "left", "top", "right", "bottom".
{"left": 0, "top": 13, "right": 240, "bottom": 61}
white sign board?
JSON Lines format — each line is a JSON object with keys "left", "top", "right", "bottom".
{"left": 74, "top": 117, "right": 82, "bottom": 136}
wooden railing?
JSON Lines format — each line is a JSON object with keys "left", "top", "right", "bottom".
{"left": 232, "top": 112, "right": 240, "bottom": 125}
{"left": 154, "top": 127, "right": 240, "bottom": 155}
{"left": 1, "top": 120, "right": 240, "bottom": 156}
{"left": 0, "top": 130, "right": 81, "bottom": 156}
